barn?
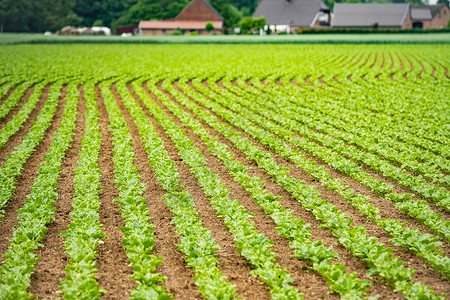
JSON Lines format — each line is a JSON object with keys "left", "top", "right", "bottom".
{"left": 253, "top": 0, "right": 331, "bottom": 33}
{"left": 138, "top": 0, "right": 223, "bottom": 35}
{"left": 332, "top": 3, "right": 450, "bottom": 29}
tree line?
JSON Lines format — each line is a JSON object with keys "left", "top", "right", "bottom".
{"left": 0, "top": 0, "right": 447, "bottom": 33}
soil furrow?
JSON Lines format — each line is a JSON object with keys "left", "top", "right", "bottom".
{"left": 369, "top": 52, "right": 378, "bottom": 69}
{"left": 304, "top": 76, "right": 315, "bottom": 87}
{"left": 28, "top": 85, "right": 85, "bottom": 299}
{"left": 172, "top": 81, "right": 402, "bottom": 299}
{"left": 155, "top": 82, "right": 337, "bottom": 299}
{"left": 0, "top": 84, "right": 36, "bottom": 127}
{"left": 380, "top": 52, "right": 385, "bottom": 69}
{"left": 0, "top": 83, "right": 21, "bottom": 106}
{"left": 396, "top": 53, "right": 405, "bottom": 70}
{"left": 146, "top": 82, "right": 272, "bottom": 299}
{"left": 95, "top": 84, "right": 135, "bottom": 299}
{"left": 0, "top": 85, "right": 67, "bottom": 263}
{"left": 115, "top": 83, "right": 201, "bottom": 299}
{"left": 216, "top": 80, "right": 450, "bottom": 223}
{"left": 0, "top": 85, "right": 48, "bottom": 165}
{"left": 189, "top": 80, "right": 450, "bottom": 297}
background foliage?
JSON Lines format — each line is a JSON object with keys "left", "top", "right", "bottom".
{"left": 0, "top": 0, "right": 447, "bottom": 33}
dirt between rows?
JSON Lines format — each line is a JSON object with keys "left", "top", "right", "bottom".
{"left": 182, "top": 80, "right": 450, "bottom": 297}
{"left": 0, "top": 79, "right": 449, "bottom": 299}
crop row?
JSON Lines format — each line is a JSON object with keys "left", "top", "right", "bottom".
{"left": 156, "top": 79, "right": 374, "bottom": 299}
{"left": 58, "top": 83, "right": 107, "bottom": 298}
{"left": 223, "top": 77, "right": 450, "bottom": 241}
{"left": 195, "top": 78, "right": 450, "bottom": 278}
{"left": 0, "top": 82, "right": 63, "bottom": 221}
{"left": 139, "top": 79, "right": 303, "bottom": 299}
{"left": 116, "top": 79, "right": 238, "bottom": 299}
{"left": 0, "top": 82, "right": 78, "bottom": 298}
{"left": 244, "top": 76, "right": 450, "bottom": 211}
{"left": 99, "top": 81, "right": 172, "bottom": 299}
{"left": 164, "top": 78, "right": 445, "bottom": 299}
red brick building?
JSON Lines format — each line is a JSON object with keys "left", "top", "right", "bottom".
{"left": 138, "top": 0, "right": 223, "bottom": 35}
{"left": 404, "top": 5, "right": 450, "bottom": 29}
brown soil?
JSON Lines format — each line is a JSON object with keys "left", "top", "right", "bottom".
{"left": 0, "top": 85, "right": 66, "bottom": 264}
{"left": 28, "top": 85, "right": 85, "bottom": 298}
{"left": 333, "top": 76, "right": 341, "bottom": 84}
{"left": 0, "top": 85, "right": 49, "bottom": 165}
{"left": 1, "top": 74, "right": 448, "bottom": 300}
{"left": 190, "top": 80, "right": 450, "bottom": 297}
{"left": 369, "top": 52, "right": 378, "bottom": 69}
{"left": 115, "top": 83, "right": 201, "bottom": 299}
{"left": 380, "top": 53, "right": 386, "bottom": 69}
{"left": 351, "top": 52, "right": 365, "bottom": 68}
{"left": 158, "top": 82, "right": 338, "bottom": 299}
{"left": 389, "top": 53, "right": 395, "bottom": 70}
{"left": 0, "top": 83, "right": 21, "bottom": 106}
{"left": 175, "top": 80, "right": 405, "bottom": 299}
{"left": 148, "top": 82, "right": 272, "bottom": 299}
{"left": 304, "top": 77, "right": 315, "bottom": 87}
{"left": 229, "top": 81, "right": 450, "bottom": 220}
{"left": 274, "top": 78, "right": 284, "bottom": 87}
{"left": 95, "top": 84, "right": 135, "bottom": 299}
{"left": 396, "top": 53, "right": 405, "bottom": 71}
{"left": 0, "top": 85, "right": 37, "bottom": 128}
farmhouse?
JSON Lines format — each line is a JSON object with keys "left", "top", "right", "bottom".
{"left": 138, "top": 0, "right": 223, "bottom": 35}
{"left": 332, "top": 3, "right": 409, "bottom": 28}
{"left": 332, "top": 3, "right": 450, "bottom": 29}
{"left": 405, "top": 5, "right": 450, "bottom": 29}
{"left": 252, "top": 0, "right": 331, "bottom": 33}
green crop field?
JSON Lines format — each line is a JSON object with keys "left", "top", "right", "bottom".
{"left": 0, "top": 43, "right": 449, "bottom": 299}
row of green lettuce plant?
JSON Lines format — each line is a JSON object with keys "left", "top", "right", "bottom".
{"left": 224, "top": 77, "right": 450, "bottom": 241}
{"left": 264, "top": 70, "right": 450, "bottom": 163}
{"left": 138, "top": 79, "right": 303, "bottom": 300}
{"left": 115, "top": 78, "right": 239, "bottom": 300}
{"left": 195, "top": 78, "right": 450, "bottom": 278}
{"left": 304, "top": 73, "right": 450, "bottom": 174}
{"left": 0, "top": 81, "right": 16, "bottom": 101}
{"left": 58, "top": 82, "right": 107, "bottom": 299}
{"left": 273, "top": 71, "right": 450, "bottom": 166}
{"left": 156, "top": 79, "right": 375, "bottom": 299}
{"left": 286, "top": 71, "right": 450, "bottom": 154}
{"left": 271, "top": 59, "right": 450, "bottom": 154}
{"left": 0, "top": 82, "right": 79, "bottom": 299}
{"left": 248, "top": 76, "right": 450, "bottom": 212}
{"left": 99, "top": 81, "right": 172, "bottom": 299}
{"left": 261, "top": 76, "right": 450, "bottom": 187}
{"left": 0, "top": 82, "right": 63, "bottom": 221}
{"left": 172, "top": 77, "right": 446, "bottom": 299}
{"left": 0, "top": 81, "right": 47, "bottom": 149}
{"left": 0, "top": 81, "right": 30, "bottom": 120}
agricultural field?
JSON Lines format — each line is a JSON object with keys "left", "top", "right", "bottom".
{"left": 0, "top": 43, "right": 449, "bottom": 299}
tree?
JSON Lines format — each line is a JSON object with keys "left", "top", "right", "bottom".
{"left": 113, "top": 0, "right": 190, "bottom": 28}
{"left": 206, "top": 22, "right": 215, "bottom": 31}
{"left": 210, "top": 0, "right": 243, "bottom": 28}
{"left": 437, "top": 0, "right": 450, "bottom": 7}
{"left": 239, "top": 16, "right": 266, "bottom": 34}
{"left": 74, "top": 0, "right": 137, "bottom": 28}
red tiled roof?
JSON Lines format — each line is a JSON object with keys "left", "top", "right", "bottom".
{"left": 138, "top": 20, "right": 223, "bottom": 30}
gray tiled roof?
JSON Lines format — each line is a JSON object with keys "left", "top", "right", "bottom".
{"left": 253, "top": 0, "right": 329, "bottom": 27}
{"left": 411, "top": 7, "right": 432, "bottom": 20}
{"left": 332, "top": 3, "right": 409, "bottom": 28}
{"left": 412, "top": 4, "right": 446, "bottom": 18}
